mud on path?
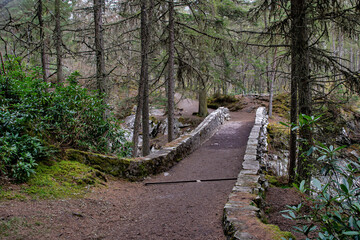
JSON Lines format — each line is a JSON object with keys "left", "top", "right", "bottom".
{"left": 0, "top": 110, "right": 254, "bottom": 240}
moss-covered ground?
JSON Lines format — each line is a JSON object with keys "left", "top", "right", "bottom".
{"left": 0, "top": 161, "right": 106, "bottom": 200}
{"left": 266, "top": 224, "right": 295, "bottom": 240}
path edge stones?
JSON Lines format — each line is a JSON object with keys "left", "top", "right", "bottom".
{"left": 65, "top": 107, "right": 230, "bottom": 181}
{"left": 222, "top": 107, "right": 271, "bottom": 240}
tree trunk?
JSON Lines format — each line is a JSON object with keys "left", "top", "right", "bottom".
{"left": 167, "top": 0, "right": 175, "bottom": 142}
{"left": 264, "top": 10, "right": 270, "bottom": 93}
{"left": 132, "top": 0, "right": 152, "bottom": 157}
{"left": 222, "top": 52, "right": 229, "bottom": 95}
{"left": 268, "top": 48, "right": 278, "bottom": 118}
{"left": 198, "top": 84, "right": 207, "bottom": 117}
{"left": 132, "top": 96, "right": 143, "bottom": 157}
{"left": 94, "top": 0, "right": 106, "bottom": 95}
{"left": 54, "top": 0, "right": 63, "bottom": 84}
{"left": 289, "top": 0, "right": 311, "bottom": 184}
{"left": 37, "top": 0, "right": 49, "bottom": 82}
{"left": 338, "top": 32, "right": 344, "bottom": 68}
{"left": 141, "top": 0, "right": 151, "bottom": 156}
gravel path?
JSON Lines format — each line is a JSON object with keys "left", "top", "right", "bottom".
{"left": 0, "top": 110, "right": 254, "bottom": 240}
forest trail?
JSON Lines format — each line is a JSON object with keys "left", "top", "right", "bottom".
{"left": 0, "top": 108, "right": 255, "bottom": 240}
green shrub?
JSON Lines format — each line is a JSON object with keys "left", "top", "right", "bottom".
{"left": 282, "top": 143, "right": 360, "bottom": 239}
{"left": 0, "top": 57, "right": 131, "bottom": 182}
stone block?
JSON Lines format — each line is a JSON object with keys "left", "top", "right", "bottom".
{"left": 234, "top": 231, "right": 258, "bottom": 240}
{"left": 232, "top": 186, "right": 253, "bottom": 193}
{"left": 242, "top": 161, "right": 260, "bottom": 171}
{"left": 247, "top": 138, "right": 258, "bottom": 146}
{"left": 248, "top": 132, "right": 259, "bottom": 139}
{"left": 224, "top": 202, "right": 245, "bottom": 209}
{"left": 245, "top": 145, "right": 257, "bottom": 155}
{"left": 240, "top": 169, "right": 258, "bottom": 175}
{"left": 251, "top": 126, "right": 261, "bottom": 132}
{"left": 236, "top": 174, "right": 260, "bottom": 186}
{"left": 243, "top": 154, "right": 257, "bottom": 162}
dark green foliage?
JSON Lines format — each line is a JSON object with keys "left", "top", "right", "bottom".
{"left": 282, "top": 141, "right": 360, "bottom": 239}
{"left": 0, "top": 57, "right": 131, "bottom": 182}
{"left": 0, "top": 133, "right": 46, "bottom": 182}
{"left": 216, "top": 0, "right": 246, "bottom": 21}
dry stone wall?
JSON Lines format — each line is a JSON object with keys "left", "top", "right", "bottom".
{"left": 223, "top": 107, "right": 270, "bottom": 240}
{"left": 66, "top": 107, "right": 230, "bottom": 181}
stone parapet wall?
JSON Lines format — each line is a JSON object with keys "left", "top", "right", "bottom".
{"left": 66, "top": 107, "right": 230, "bottom": 181}
{"left": 223, "top": 107, "right": 271, "bottom": 240}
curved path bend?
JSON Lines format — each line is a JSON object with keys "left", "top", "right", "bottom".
{"left": 0, "top": 110, "right": 254, "bottom": 240}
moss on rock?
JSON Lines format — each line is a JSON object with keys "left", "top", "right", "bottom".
{"left": 273, "top": 93, "right": 290, "bottom": 119}
{"left": 265, "top": 224, "right": 295, "bottom": 240}
{"left": 65, "top": 149, "right": 131, "bottom": 177}
{"left": 267, "top": 123, "right": 290, "bottom": 150}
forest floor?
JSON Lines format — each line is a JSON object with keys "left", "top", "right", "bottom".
{"left": 0, "top": 95, "right": 304, "bottom": 240}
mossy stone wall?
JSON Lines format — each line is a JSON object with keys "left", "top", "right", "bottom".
{"left": 65, "top": 107, "right": 230, "bottom": 181}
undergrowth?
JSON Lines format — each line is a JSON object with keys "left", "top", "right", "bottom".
{"left": 0, "top": 57, "right": 132, "bottom": 182}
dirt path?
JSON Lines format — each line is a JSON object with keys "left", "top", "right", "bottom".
{"left": 0, "top": 110, "right": 254, "bottom": 240}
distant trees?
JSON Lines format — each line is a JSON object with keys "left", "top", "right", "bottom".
{"left": 0, "top": 0, "right": 74, "bottom": 83}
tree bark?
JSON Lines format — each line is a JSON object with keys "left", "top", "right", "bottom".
{"left": 54, "top": 0, "right": 63, "bottom": 84}
{"left": 132, "top": 0, "right": 153, "bottom": 157}
{"left": 94, "top": 0, "right": 106, "bottom": 95}
{"left": 198, "top": 84, "right": 207, "bottom": 117}
{"left": 141, "top": 0, "right": 150, "bottom": 156}
{"left": 289, "top": 0, "right": 311, "bottom": 184}
{"left": 37, "top": 0, "right": 49, "bottom": 82}
{"left": 167, "top": 0, "right": 175, "bottom": 142}
{"left": 222, "top": 52, "right": 229, "bottom": 95}
{"left": 132, "top": 94, "right": 143, "bottom": 157}
{"left": 268, "top": 48, "right": 278, "bottom": 118}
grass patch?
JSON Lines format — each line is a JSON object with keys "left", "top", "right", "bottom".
{"left": 265, "top": 174, "right": 290, "bottom": 188}
{"left": 0, "top": 161, "right": 106, "bottom": 200}
{"left": 265, "top": 224, "right": 295, "bottom": 240}
{"left": 0, "top": 216, "right": 46, "bottom": 239}
{"left": 0, "top": 191, "right": 27, "bottom": 201}
{"left": 0, "top": 217, "right": 23, "bottom": 237}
